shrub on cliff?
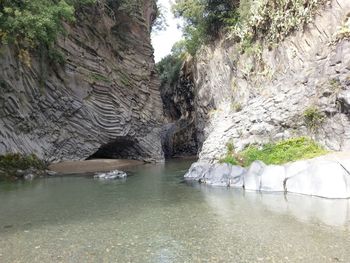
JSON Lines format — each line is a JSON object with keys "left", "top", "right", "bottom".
{"left": 172, "top": 0, "right": 326, "bottom": 55}
{"left": 220, "top": 137, "right": 328, "bottom": 167}
{"left": 172, "top": 0, "right": 239, "bottom": 55}
{"left": 0, "top": 153, "right": 46, "bottom": 171}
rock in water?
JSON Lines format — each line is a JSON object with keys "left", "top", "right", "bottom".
{"left": 94, "top": 170, "right": 127, "bottom": 180}
{"left": 184, "top": 162, "right": 211, "bottom": 181}
{"left": 260, "top": 165, "right": 286, "bottom": 192}
{"left": 285, "top": 160, "right": 350, "bottom": 199}
{"left": 243, "top": 161, "right": 265, "bottom": 191}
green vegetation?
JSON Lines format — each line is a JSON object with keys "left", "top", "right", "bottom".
{"left": 0, "top": 0, "right": 165, "bottom": 64}
{"left": 333, "top": 18, "right": 350, "bottom": 43}
{"left": 220, "top": 137, "right": 328, "bottom": 167}
{"left": 0, "top": 153, "right": 46, "bottom": 170}
{"left": 172, "top": 0, "right": 238, "bottom": 55}
{"left": 303, "top": 107, "right": 325, "bottom": 132}
{"left": 156, "top": 42, "right": 186, "bottom": 87}
{"left": 0, "top": 0, "right": 95, "bottom": 48}
{"left": 172, "top": 0, "right": 326, "bottom": 55}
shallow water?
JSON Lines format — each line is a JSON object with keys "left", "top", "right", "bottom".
{"left": 0, "top": 159, "right": 350, "bottom": 262}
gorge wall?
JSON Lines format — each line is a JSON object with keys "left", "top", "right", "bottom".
{"left": 0, "top": 1, "right": 164, "bottom": 163}
{"left": 174, "top": 0, "right": 350, "bottom": 163}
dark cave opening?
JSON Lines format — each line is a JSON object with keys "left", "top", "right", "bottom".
{"left": 87, "top": 137, "right": 139, "bottom": 160}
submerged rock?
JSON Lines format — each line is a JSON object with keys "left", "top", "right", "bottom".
{"left": 94, "top": 170, "right": 127, "bottom": 180}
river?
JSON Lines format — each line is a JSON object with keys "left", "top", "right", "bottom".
{"left": 0, "top": 159, "right": 349, "bottom": 262}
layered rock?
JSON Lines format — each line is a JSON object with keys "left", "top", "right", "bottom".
{"left": 185, "top": 153, "right": 350, "bottom": 199}
{"left": 0, "top": 1, "right": 164, "bottom": 162}
{"left": 186, "top": 0, "right": 350, "bottom": 163}
{"left": 160, "top": 60, "right": 199, "bottom": 158}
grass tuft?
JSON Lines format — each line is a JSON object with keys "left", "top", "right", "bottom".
{"left": 220, "top": 137, "right": 328, "bottom": 167}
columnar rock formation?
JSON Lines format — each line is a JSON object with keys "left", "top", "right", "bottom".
{"left": 0, "top": 1, "right": 164, "bottom": 162}
{"left": 183, "top": 0, "right": 350, "bottom": 163}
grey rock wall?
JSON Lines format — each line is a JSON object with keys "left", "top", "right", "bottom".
{"left": 0, "top": 2, "right": 164, "bottom": 162}
{"left": 190, "top": 0, "right": 350, "bottom": 163}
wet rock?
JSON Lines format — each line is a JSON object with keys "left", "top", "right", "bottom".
{"left": 184, "top": 162, "right": 211, "bottom": 181}
{"left": 260, "top": 165, "right": 286, "bottom": 192}
{"left": 185, "top": 153, "right": 350, "bottom": 198}
{"left": 244, "top": 161, "right": 265, "bottom": 191}
{"left": 24, "top": 174, "right": 35, "bottom": 181}
{"left": 229, "top": 166, "right": 246, "bottom": 188}
{"left": 94, "top": 170, "right": 127, "bottom": 180}
{"left": 46, "top": 170, "right": 58, "bottom": 176}
{"left": 202, "top": 163, "right": 232, "bottom": 186}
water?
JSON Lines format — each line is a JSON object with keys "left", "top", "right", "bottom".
{"left": 0, "top": 159, "right": 350, "bottom": 262}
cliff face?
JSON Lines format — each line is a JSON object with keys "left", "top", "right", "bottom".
{"left": 160, "top": 60, "right": 198, "bottom": 158}
{"left": 184, "top": 0, "right": 350, "bottom": 162}
{"left": 0, "top": 1, "right": 164, "bottom": 162}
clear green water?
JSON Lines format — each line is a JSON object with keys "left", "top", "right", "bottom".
{"left": 0, "top": 159, "right": 350, "bottom": 262}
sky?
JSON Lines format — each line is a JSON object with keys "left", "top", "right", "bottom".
{"left": 151, "top": 0, "right": 183, "bottom": 62}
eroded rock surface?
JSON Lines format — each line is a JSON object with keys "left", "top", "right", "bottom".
{"left": 0, "top": 2, "right": 164, "bottom": 163}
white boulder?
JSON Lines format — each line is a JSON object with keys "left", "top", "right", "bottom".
{"left": 244, "top": 161, "right": 265, "bottom": 191}
{"left": 94, "top": 170, "right": 127, "bottom": 180}
{"left": 285, "top": 160, "right": 350, "bottom": 199}
{"left": 260, "top": 165, "right": 286, "bottom": 192}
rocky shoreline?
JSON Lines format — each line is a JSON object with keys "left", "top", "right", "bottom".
{"left": 185, "top": 152, "right": 350, "bottom": 199}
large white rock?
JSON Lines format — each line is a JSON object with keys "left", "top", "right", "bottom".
{"left": 285, "top": 160, "right": 350, "bottom": 199}
{"left": 184, "top": 162, "right": 211, "bottom": 180}
{"left": 229, "top": 165, "right": 246, "bottom": 188}
{"left": 260, "top": 165, "right": 286, "bottom": 192}
{"left": 244, "top": 161, "right": 266, "bottom": 191}
{"left": 203, "top": 163, "right": 232, "bottom": 186}
{"left": 284, "top": 160, "right": 310, "bottom": 179}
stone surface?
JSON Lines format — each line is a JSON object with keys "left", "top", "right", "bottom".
{"left": 179, "top": 0, "right": 350, "bottom": 163}
{"left": 160, "top": 59, "right": 199, "bottom": 158}
{"left": 202, "top": 163, "right": 232, "bottom": 186}
{"left": 285, "top": 160, "right": 350, "bottom": 199}
{"left": 229, "top": 165, "right": 246, "bottom": 188}
{"left": 94, "top": 170, "right": 127, "bottom": 180}
{"left": 0, "top": 2, "right": 164, "bottom": 163}
{"left": 260, "top": 165, "right": 286, "bottom": 192}
{"left": 244, "top": 161, "right": 265, "bottom": 191}
{"left": 185, "top": 153, "right": 350, "bottom": 198}
{"left": 184, "top": 162, "right": 211, "bottom": 181}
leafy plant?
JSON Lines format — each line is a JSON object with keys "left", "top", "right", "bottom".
{"left": 220, "top": 137, "right": 328, "bottom": 167}
{"left": 0, "top": 0, "right": 96, "bottom": 65}
{"left": 0, "top": 153, "right": 47, "bottom": 171}
{"left": 172, "top": 0, "right": 239, "bottom": 55}
{"left": 156, "top": 44, "right": 185, "bottom": 86}
{"left": 303, "top": 107, "right": 325, "bottom": 132}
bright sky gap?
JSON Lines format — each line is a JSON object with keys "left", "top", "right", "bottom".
{"left": 151, "top": 0, "right": 183, "bottom": 62}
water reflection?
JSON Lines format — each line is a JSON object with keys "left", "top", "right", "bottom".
{"left": 192, "top": 183, "right": 350, "bottom": 227}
